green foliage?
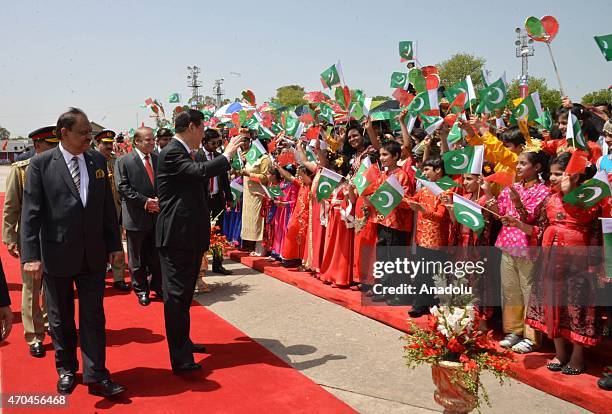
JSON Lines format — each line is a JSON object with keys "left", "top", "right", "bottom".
{"left": 581, "top": 88, "right": 612, "bottom": 106}
{"left": 507, "top": 77, "right": 562, "bottom": 112}
{"left": 0, "top": 126, "right": 9, "bottom": 140}
{"left": 371, "top": 95, "right": 391, "bottom": 101}
{"left": 436, "top": 53, "right": 486, "bottom": 89}
{"left": 273, "top": 85, "right": 307, "bottom": 107}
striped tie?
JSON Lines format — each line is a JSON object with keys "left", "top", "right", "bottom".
{"left": 69, "top": 156, "right": 80, "bottom": 193}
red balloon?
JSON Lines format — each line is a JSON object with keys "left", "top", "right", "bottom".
{"left": 540, "top": 15, "right": 559, "bottom": 43}
{"left": 425, "top": 74, "right": 440, "bottom": 91}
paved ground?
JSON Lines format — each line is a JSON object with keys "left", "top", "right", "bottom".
{"left": 0, "top": 164, "right": 590, "bottom": 413}
{"left": 199, "top": 261, "right": 589, "bottom": 414}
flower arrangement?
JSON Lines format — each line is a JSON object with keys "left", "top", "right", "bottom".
{"left": 403, "top": 306, "right": 514, "bottom": 410}
{"left": 209, "top": 211, "right": 232, "bottom": 258}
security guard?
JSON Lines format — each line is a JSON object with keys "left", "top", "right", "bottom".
{"left": 93, "top": 130, "right": 131, "bottom": 291}
{"left": 2, "top": 126, "right": 58, "bottom": 357}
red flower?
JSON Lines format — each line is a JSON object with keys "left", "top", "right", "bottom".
{"left": 447, "top": 337, "right": 465, "bottom": 353}
{"left": 427, "top": 316, "right": 438, "bottom": 330}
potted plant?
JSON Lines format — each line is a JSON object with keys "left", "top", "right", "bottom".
{"left": 403, "top": 306, "right": 513, "bottom": 413}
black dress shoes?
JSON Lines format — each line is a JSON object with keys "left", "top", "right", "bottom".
{"left": 153, "top": 290, "right": 164, "bottom": 299}
{"left": 29, "top": 342, "right": 45, "bottom": 358}
{"left": 408, "top": 306, "right": 429, "bottom": 318}
{"left": 57, "top": 373, "right": 76, "bottom": 395}
{"left": 88, "top": 379, "right": 126, "bottom": 397}
{"left": 212, "top": 266, "right": 233, "bottom": 275}
{"left": 192, "top": 343, "right": 207, "bottom": 353}
{"left": 113, "top": 281, "right": 132, "bottom": 292}
{"left": 172, "top": 362, "right": 202, "bottom": 375}
{"left": 137, "top": 293, "right": 151, "bottom": 306}
{"left": 598, "top": 375, "right": 612, "bottom": 391}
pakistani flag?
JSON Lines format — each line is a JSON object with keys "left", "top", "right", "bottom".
{"left": 257, "top": 124, "right": 275, "bottom": 140}
{"left": 594, "top": 34, "right": 612, "bottom": 61}
{"left": 447, "top": 119, "right": 465, "bottom": 146}
{"left": 420, "top": 114, "right": 444, "bottom": 134}
{"left": 535, "top": 110, "right": 553, "bottom": 131}
{"left": 282, "top": 113, "right": 300, "bottom": 136}
{"left": 566, "top": 112, "right": 587, "bottom": 151}
{"left": 230, "top": 181, "right": 243, "bottom": 206}
{"left": 453, "top": 194, "right": 485, "bottom": 233}
{"left": 349, "top": 102, "right": 365, "bottom": 121}
{"left": 442, "top": 145, "right": 484, "bottom": 175}
{"left": 407, "top": 90, "right": 438, "bottom": 114}
{"left": 265, "top": 185, "right": 284, "bottom": 199}
{"left": 354, "top": 157, "right": 372, "bottom": 195}
{"left": 511, "top": 92, "right": 542, "bottom": 123}
{"left": 245, "top": 139, "right": 267, "bottom": 166}
{"left": 231, "top": 149, "right": 243, "bottom": 170}
{"left": 168, "top": 93, "right": 180, "bottom": 103}
{"left": 305, "top": 145, "right": 317, "bottom": 163}
{"left": 476, "top": 77, "right": 507, "bottom": 113}
{"left": 389, "top": 110, "right": 403, "bottom": 131}
{"left": 321, "top": 63, "right": 341, "bottom": 89}
{"left": 563, "top": 169, "right": 611, "bottom": 208}
{"left": 399, "top": 40, "right": 414, "bottom": 61}
{"left": 444, "top": 77, "right": 477, "bottom": 108}
{"left": 370, "top": 174, "right": 405, "bottom": 217}
{"left": 602, "top": 218, "right": 612, "bottom": 279}
{"left": 318, "top": 103, "right": 335, "bottom": 124}
{"left": 243, "top": 115, "right": 259, "bottom": 129}
{"left": 316, "top": 168, "right": 344, "bottom": 201}
{"left": 417, "top": 176, "right": 460, "bottom": 196}
{"left": 480, "top": 69, "right": 491, "bottom": 87}
{"left": 390, "top": 72, "right": 408, "bottom": 89}
{"left": 270, "top": 123, "right": 283, "bottom": 135}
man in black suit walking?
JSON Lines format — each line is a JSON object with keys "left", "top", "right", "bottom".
{"left": 116, "top": 127, "right": 162, "bottom": 306}
{"left": 20, "top": 107, "right": 126, "bottom": 397}
{"left": 156, "top": 109, "right": 242, "bottom": 373}
{"left": 199, "top": 128, "right": 234, "bottom": 275}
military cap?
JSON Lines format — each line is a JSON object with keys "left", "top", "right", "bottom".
{"left": 28, "top": 126, "right": 59, "bottom": 143}
{"left": 94, "top": 130, "right": 116, "bottom": 143}
{"left": 156, "top": 127, "right": 174, "bottom": 137}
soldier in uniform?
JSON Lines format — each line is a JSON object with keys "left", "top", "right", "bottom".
{"left": 93, "top": 130, "right": 131, "bottom": 291}
{"left": 2, "top": 126, "right": 58, "bottom": 357}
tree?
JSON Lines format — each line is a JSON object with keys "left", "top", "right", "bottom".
{"left": 581, "top": 88, "right": 612, "bottom": 106}
{"left": 507, "top": 77, "right": 562, "bottom": 112}
{"left": 273, "top": 85, "right": 306, "bottom": 107}
{"left": 436, "top": 53, "right": 486, "bottom": 89}
{"left": 371, "top": 95, "right": 391, "bottom": 101}
{"left": 0, "top": 126, "right": 9, "bottom": 140}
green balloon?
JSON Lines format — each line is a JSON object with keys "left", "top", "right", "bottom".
{"left": 413, "top": 76, "right": 427, "bottom": 93}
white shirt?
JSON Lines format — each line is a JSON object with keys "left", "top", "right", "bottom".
{"left": 173, "top": 136, "right": 192, "bottom": 155}
{"left": 206, "top": 150, "right": 219, "bottom": 195}
{"left": 59, "top": 142, "right": 89, "bottom": 207}
{"left": 133, "top": 147, "right": 149, "bottom": 164}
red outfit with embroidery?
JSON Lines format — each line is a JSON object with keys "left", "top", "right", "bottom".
{"left": 281, "top": 178, "right": 310, "bottom": 261}
{"left": 411, "top": 187, "right": 451, "bottom": 247}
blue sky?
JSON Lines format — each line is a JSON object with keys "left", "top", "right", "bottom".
{"left": 1, "top": 0, "right": 610, "bottom": 136}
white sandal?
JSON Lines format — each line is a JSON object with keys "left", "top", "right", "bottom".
{"left": 512, "top": 338, "right": 537, "bottom": 354}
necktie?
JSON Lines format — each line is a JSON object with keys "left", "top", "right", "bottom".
{"left": 69, "top": 156, "right": 80, "bottom": 193}
{"left": 208, "top": 152, "right": 214, "bottom": 194}
{"left": 144, "top": 155, "right": 154, "bottom": 185}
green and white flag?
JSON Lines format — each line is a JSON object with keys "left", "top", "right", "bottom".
{"left": 354, "top": 157, "right": 372, "bottom": 195}
{"left": 480, "top": 69, "right": 491, "bottom": 87}
{"left": 447, "top": 118, "right": 466, "bottom": 146}
{"left": 370, "top": 174, "right": 405, "bottom": 218}
{"left": 444, "top": 77, "right": 477, "bottom": 108}
{"left": 566, "top": 112, "right": 587, "bottom": 151}
{"left": 230, "top": 181, "right": 243, "bottom": 206}
{"left": 563, "top": 169, "right": 611, "bottom": 208}
{"left": 390, "top": 72, "right": 408, "bottom": 89}
{"left": 316, "top": 167, "right": 344, "bottom": 201}
{"left": 442, "top": 145, "right": 484, "bottom": 175}
{"left": 417, "top": 176, "right": 460, "bottom": 196}
{"left": 407, "top": 90, "right": 438, "bottom": 114}
{"left": 476, "top": 77, "right": 507, "bottom": 113}
{"left": 453, "top": 193, "right": 485, "bottom": 233}
{"left": 420, "top": 114, "right": 444, "bottom": 134}
{"left": 264, "top": 185, "right": 284, "bottom": 199}
{"left": 511, "top": 92, "right": 542, "bottom": 122}
{"left": 245, "top": 139, "right": 267, "bottom": 166}
{"left": 231, "top": 148, "right": 243, "bottom": 170}
{"left": 535, "top": 110, "right": 553, "bottom": 131}
{"left": 594, "top": 34, "right": 612, "bottom": 61}
{"left": 318, "top": 102, "right": 335, "bottom": 124}
{"left": 399, "top": 40, "right": 414, "bottom": 61}
{"left": 168, "top": 93, "right": 180, "bottom": 103}
{"left": 602, "top": 218, "right": 612, "bottom": 279}
{"left": 305, "top": 145, "right": 317, "bottom": 163}
{"left": 283, "top": 113, "right": 300, "bottom": 136}
{"left": 349, "top": 102, "right": 365, "bottom": 121}
{"left": 320, "top": 63, "right": 341, "bottom": 89}
{"left": 257, "top": 124, "right": 275, "bottom": 140}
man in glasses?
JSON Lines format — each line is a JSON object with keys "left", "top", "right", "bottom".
{"left": 199, "top": 128, "right": 233, "bottom": 275}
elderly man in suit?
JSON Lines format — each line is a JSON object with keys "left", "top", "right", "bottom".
{"left": 20, "top": 107, "right": 126, "bottom": 397}
{"left": 116, "top": 127, "right": 162, "bottom": 306}
{"left": 199, "top": 128, "right": 234, "bottom": 275}
{"left": 156, "top": 109, "right": 242, "bottom": 373}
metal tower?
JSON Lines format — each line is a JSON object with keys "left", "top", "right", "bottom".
{"left": 187, "top": 66, "right": 204, "bottom": 107}
{"left": 213, "top": 79, "right": 225, "bottom": 108}
{"left": 515, "top": 28, "right": 535, "bottom": 98}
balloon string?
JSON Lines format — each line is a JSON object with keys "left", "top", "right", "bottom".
{"left": 546, "top": 42, "right": 565, "bottom": 96}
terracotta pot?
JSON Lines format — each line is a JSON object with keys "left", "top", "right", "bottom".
{"left": 431, "top": 360, "right": 478, "bottom": 414}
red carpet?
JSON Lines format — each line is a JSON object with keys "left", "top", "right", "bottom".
{"left": 230, "top": 251, "right": 611, "bottom": 414}
{"left": 0, "top": 205, "right": 355, "bottom": 412}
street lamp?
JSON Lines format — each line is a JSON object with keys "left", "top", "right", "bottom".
{"left": 515, "top": 27, "right": 534, "bottom": 98}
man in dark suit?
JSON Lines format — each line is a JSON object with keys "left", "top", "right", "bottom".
{"left": 116, "top": 127, "right": 162, "bottom": 306}
{"left": 199, "top": 128, "right": 234, "bottom": 275}
{"left": 0, "top": 259, "right": 13, "bottom": 342}
{"left": 20, "top": 107, "right": 126, "bottom": 397}
{"left": 156, "top": 109, "right": 242, "bottom": 373}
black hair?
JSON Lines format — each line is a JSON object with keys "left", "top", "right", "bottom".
{"left": 557, "top": 105, "right": 602, "bottom": 142}
{"left": 270, "top": 168, "right": 282, "bottom": 182}
{"left": 550, "top": 151, "right": 596, "bottom": 183}
{"left": 157, "top": 127, "right": 173, "bottom": 138}
{"left": 499, "top": 126, "right": 526, "bottom": 147}
{"left": 203, "top": 128, "right": 221, "bottom": 142}
{"left": 382, "top": 140, "right": 402, "bottom": 158}
{"left": 411, "top": 128, "right": 427, "bottom": 142}
{"left": 297, "top": 165, "right": 315, "bottom": 178}
{"left": 341, "top": 121, "right": 371, "bottom": 159}
{"left": 56, "top": 107, "right": 88, "bottom": 138}
{"left": 422, "top": 157, "right": 445, "bottom": 175}
{"left": 175, "top": 109, "right": 204, "bottom": 133}
{"left": 521, "top": 150, "right": 550, "bottom": 181}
